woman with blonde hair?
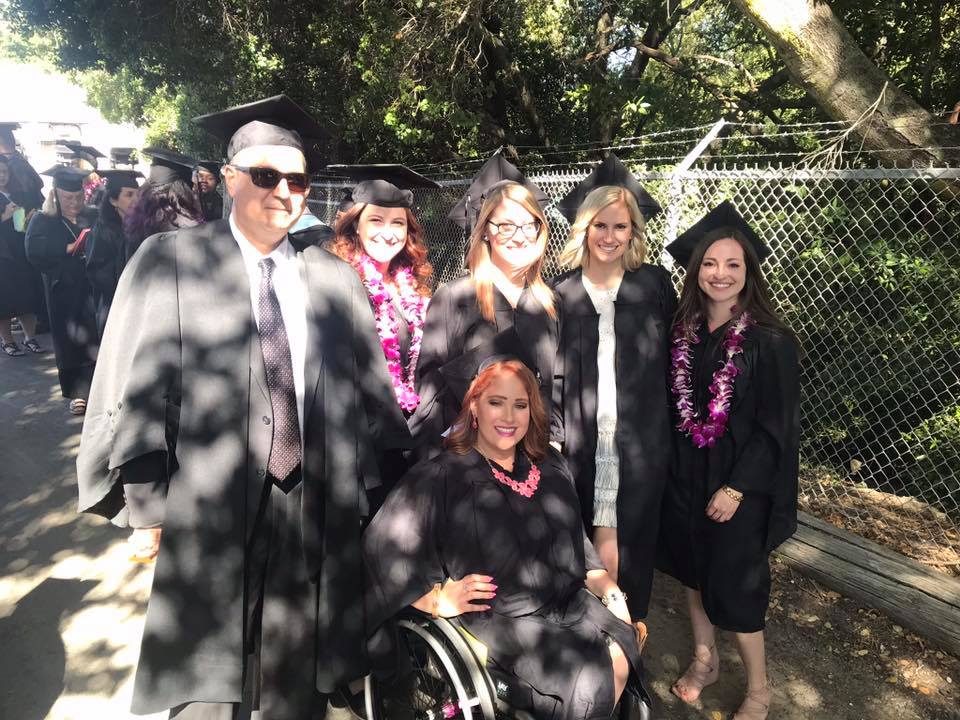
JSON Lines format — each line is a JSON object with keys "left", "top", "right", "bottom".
{"left": 553, "top": 155, "right": 676, "bottom": 622}
{"left": 24, "top": 165, "right": 99, "bottom": 414}
{"left": 411, "top": 154, "right": 559, "bottom": 456}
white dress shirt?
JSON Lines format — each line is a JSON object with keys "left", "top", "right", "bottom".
{"left": 229, "top": 213, "right": 308, "bottom": 437}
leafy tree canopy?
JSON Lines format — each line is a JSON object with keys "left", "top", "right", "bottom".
{"left": 2, "top": 0, "right": 958, "bottom": 164}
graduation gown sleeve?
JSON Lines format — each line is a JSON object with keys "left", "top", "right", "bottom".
{"left": 364, "top": 459, "right": 447, "bottom": 632}
{"left": 76, "top": 231, "right": 181, "bottom": 526}
{"left": 24, "top": 213, "right": 72, "bottom": 275}
{"left": 410, "top": 281, "right": 459, "bottom": 448}
{"left": 726, "top": 331, "right": 800, "bottom": 497}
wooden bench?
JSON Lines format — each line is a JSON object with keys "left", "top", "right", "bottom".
{"left": 776, "top": 511, "right": 960, "bottom": 656}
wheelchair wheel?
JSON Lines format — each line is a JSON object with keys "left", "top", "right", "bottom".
{"left": 367, "top": 617, "right": 496, "bottom": 720}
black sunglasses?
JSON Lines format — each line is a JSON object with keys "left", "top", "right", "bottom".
{"left": 230, "top": 165, "right": 310, "bottom": 193}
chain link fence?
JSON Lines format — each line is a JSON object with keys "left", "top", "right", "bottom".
{"left": 310, "top": 161, "right": 960, "bottom": 575}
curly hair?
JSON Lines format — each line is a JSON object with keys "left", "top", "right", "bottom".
{"left": 123, "top": 180, "right": 203, "bottom": 246}
{"left": 331, "top": 203, "right": 433, "bottom": 296}
{"left": 443, "top": 359, "right": 548, "bottom": 463}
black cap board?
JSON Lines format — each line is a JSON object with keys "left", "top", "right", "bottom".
{"left": 666, "top": 200, "right": 770, "bottom": 269}
{"left": 41, "top": 165, "right": 91, "bottom": 192}
{"left": 64, "top": 142, "right": 106, "bottom": 169}
{"left": 325, "top": 163, "right": 441, "bottom": 189}
{"left": 196, "top": 160, "right": 222, "bottom": 176}
{"left": 99, "top": 169, "right": 143, "bottom": 194}
{"left": 192, "top": 94, "right": 326, "bottom": 163}
{"left": 438, "top": 327, "right": 541, "bottom": 405}
{"left": 351, "top": 180, "right": 413, "bottom": 208}
{"left": 557, "top": 153, "right": 662, "bottom": 222}
{"left": 109, "top": 147, "right": 136, "bottom": 164}
{"left": 447, "top": 149, "right": 549, "bottom": 231}
{"left": 141, "top": 146, "right": 197, "bottom": 186}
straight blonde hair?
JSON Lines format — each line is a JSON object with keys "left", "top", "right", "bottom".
{"left": 558, "top": 186, "right": 647, "bottom": 271}
{"left": 465, "top": 181, "right": 557, "bottom": 321}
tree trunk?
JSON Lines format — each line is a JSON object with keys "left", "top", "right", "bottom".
{"left": 730, "top": 0, "right": 960, "bottom": 166}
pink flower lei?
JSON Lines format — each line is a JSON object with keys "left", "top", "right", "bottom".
{"left": 670, "top": 311, "right": 754, "bottom": 448}
{"left": 353, "top": 253, "right": 428, "bottom": 412}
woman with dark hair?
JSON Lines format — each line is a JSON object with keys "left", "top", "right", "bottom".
{"left": 412, "top": 154, "right": 559, "bottom": 457}
{"left": 552, "top": 155, "right": 675, "bottom": 623}
{"left": 85, "top": 170, "right": 141, "bottom": 337}
{"left": 657, "top": 202, "right": 800, "bottom": 720}
{"left": 0, "top": 155, "right": 45, "bottom": 356}
{"left": 330, "top": 175, "right": 433, "bottom": 415}
{"left": 24, "top": 166, "right": 100, "bottom": 414}
{"left": 365, "top": 353, "right": 651, "bottom": 720}
{"left": 124, "top": 148, "right": 202, "bottom": 264}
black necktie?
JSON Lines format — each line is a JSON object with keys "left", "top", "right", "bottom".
{"left": 257, "top": 257, "right": 301, "bottom": 481}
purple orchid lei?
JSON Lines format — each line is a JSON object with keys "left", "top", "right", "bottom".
{"left": 353, "top": 253, "right": 428, "bottom": 412}
{"left": 670, "top": 311, "right": 754, "bottom": 448}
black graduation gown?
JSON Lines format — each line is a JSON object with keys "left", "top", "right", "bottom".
{"left": 410, "top": 275, "right": 559, "bottom": 455}
{"left": 201, "top": 189, "right": 224, "bottom": 221}
{"left": 657, "top": 322, "right": 800, "bottom": 632}
{"left": 84, "top": 214, "right": 126, "bottom": 338}
{"left": 364, "top": 449, "right": 644, "bottom": 720}
{"left": 24, "top": 212, "right": 98, "bottom": 397}
{"left": 553, "top": 265, "right": 677, "bottom": 619}
{"left": 76, "top": 221, "right": 412, "bottom": 717}
{"left": 0, "top": 192, "right": 43, "bottom": 317}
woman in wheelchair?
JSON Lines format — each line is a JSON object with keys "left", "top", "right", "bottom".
{"left": 364, "top": 354, "right": 650, "bottom": 720}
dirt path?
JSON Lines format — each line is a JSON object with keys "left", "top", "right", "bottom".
{"left": 0, "top": 343, "right": 957, "bottom": 719}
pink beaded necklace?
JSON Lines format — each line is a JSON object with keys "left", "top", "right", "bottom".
{"left": 482, "top": 453, "right": 541, "bottom": 498}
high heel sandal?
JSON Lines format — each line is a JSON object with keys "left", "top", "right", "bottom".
{"left": 732, "top": 686, "right": 770, "bottom": 720}
{"left": 671, "top": 645, "right": 719, "bottom": 704}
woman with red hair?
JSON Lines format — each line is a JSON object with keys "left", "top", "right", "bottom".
{"left": 364, "top": 352, "right": 652, "bottom": 720}
{"left": 330, "top": 177, "right": 432, "bottom": 415}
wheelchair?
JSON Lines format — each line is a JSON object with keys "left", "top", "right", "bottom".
{"left": 364, "top": 612, "right": 653, "bottom": 720}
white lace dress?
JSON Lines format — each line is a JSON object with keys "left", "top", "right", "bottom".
{"left": 582, "top": 274, "right": 621, "bottom": 528}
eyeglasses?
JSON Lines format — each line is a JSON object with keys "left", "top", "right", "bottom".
{"left": 487, "top": 220, "right": 541, "bottom": 240}
{"left": 230, "top": 165, "right": 310, "bottom": 193}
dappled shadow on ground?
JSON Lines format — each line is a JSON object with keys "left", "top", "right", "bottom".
{"left": 0, "top": 344, "right": 159, "bottom": 719}
{"left": 0, "top": 577, "right": 96, "bottom": 720}
{"left": 644, "top": 566, "right": 960, "bottom": 720}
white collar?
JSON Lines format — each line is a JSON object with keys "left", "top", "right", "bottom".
{"left": 229, "top": 212, "right": 294, "bottom": 267}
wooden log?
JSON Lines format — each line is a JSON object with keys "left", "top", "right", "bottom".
{"left": 777, "top": 513, "right": 960, "bottom": 657}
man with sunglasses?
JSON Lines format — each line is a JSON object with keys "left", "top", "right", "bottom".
{"left": 77, "top": 95, "right": 410, "bottom": 720}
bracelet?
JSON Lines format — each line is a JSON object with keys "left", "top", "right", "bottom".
{"left": 721, "top": 485, "right": 744, "bottom": 503}
{"left": 430, "top": 582, "right": 442, "bottom": 619}
{"left": 601, "top": 589, "right": 627, "bottom": 607}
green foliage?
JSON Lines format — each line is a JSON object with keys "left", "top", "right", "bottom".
{"left": 2, "top": 0, "right": 956, "bottom": 161}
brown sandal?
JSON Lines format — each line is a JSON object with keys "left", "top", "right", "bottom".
{"left": 732, "top": 686, "right": 770, "bottom": 720}
{"left": 671, "top": 645, "right": 719, "bottom": 704}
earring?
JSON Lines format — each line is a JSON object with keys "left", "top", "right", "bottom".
{"left": 471, "top": 415, "right": 478, "bottom": 429}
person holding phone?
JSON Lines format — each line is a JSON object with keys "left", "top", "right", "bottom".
{"left": 24, "top": 165, "right": 99, "bottom": 414}
{"left": 0, "top": 155, "right": 44, "bottom": 356}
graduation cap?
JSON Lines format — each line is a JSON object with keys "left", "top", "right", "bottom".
{"left": 195, "top": 160, "right": 222, "bottom": 176}
{"left": 324, "top": 164, "right": 440, "bottom": 210}
{"left": 63, "top": 142, "right": 106, "bottom": 169}
{"left": 99, "top": 169, "right": 143, "bottom": 194}
{"left": 141, "top": 146, "right": 197, "bottom": 185}
{"left": 0, "top": 122, "right": 19, "bottom": 144}
{"left": 666, "top": 200, "right": 770, "bottom": 269}
{"left": 326, "top": 163, "right": 441, "bottom": 189}
{"left": 192, "top": 95, "right": 326, "bottom": 164}
{"left": 557, "top": 153, "right": 661, "bottom": 222}
{"left": 109, "top": 147, "right": 136, "bottom": 165}
{"left": 439, "top": 327, "right": 541, "bottom": 406}
{"left": 41, "top": 165, "right": 91, "bottom": 192}
{"left": 447, "top": 149, "right": 549, "bottom": 232}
